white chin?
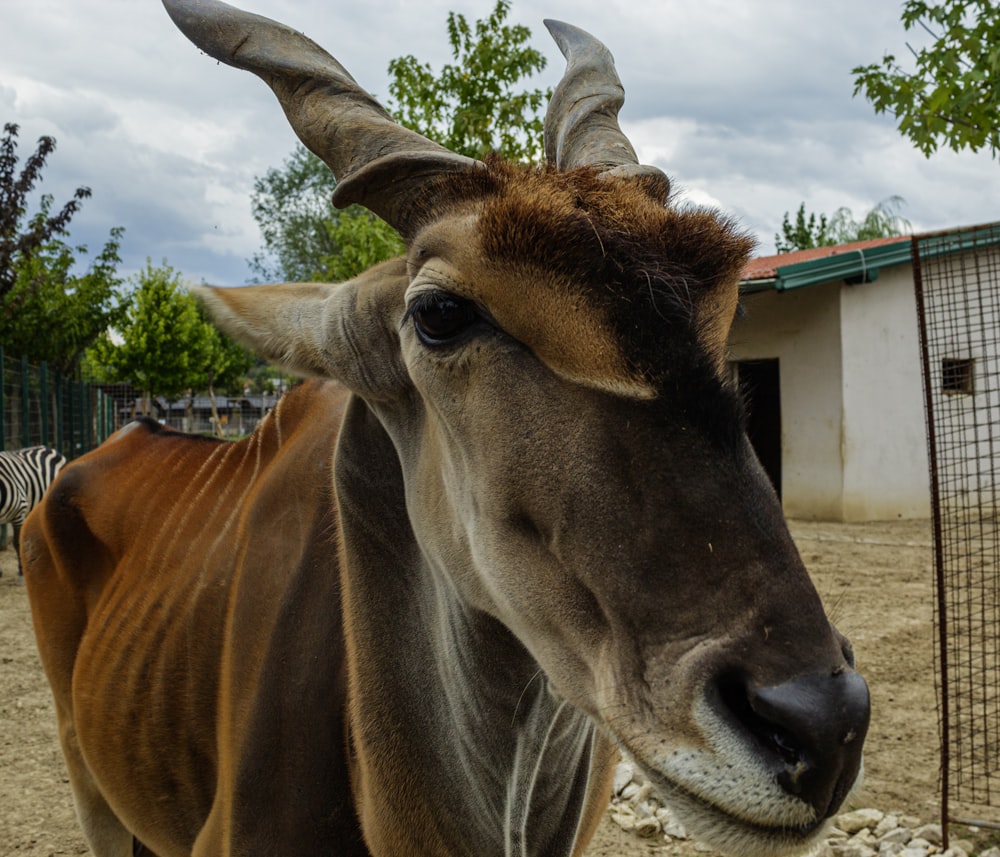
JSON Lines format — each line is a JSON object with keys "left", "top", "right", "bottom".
{"left": 644, "top": 775, "right": 831, "bottom": 857}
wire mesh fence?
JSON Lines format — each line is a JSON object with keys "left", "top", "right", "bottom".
{"left": 0, "top": 348, "right": 117, "bottom": 459}
{"left": 119, "top": 391, "right": 282, "bottom": 438}
{"left": 0, "top": 349, "right": 284, "bottom": 554}
{"left": 914, "top": 223, "right": 1000, "bottom": 831}
{"left": 2, "top": 349, "right": 285, "bottom": 453}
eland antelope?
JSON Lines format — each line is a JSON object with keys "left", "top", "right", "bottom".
{"left": 23, "top": 2, "right": 870, "bottom": 856}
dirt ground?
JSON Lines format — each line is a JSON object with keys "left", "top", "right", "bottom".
{"left": 0, "top": 519, "right": 952, "bottom": 856}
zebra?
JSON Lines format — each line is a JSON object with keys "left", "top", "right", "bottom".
{"left": 0, "top": 446, "right": 67, "bottom": 577}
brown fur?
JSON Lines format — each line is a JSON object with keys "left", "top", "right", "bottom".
{"left": 24, "top": 381, "right": 367, "bottom": 857}
{"left": 409, "top": 157, "right": 755, "bottom": 379}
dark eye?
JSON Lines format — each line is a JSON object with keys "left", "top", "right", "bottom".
{"left": 405, "top": 292, "right": 479, "bottom": 346}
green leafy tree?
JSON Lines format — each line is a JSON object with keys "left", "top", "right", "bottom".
{"left": 194, "top": 301, "right": 255, "bottom": 435}
{"left": 87, "top": 261, "right": 211, "bottom": 413}
{"left": 0, "top": 123, "right": 126, "bottom": 373}
{"left": 775, "top": 197, "right": 912, "bottom": 253}
{"left": 387, "top": 0, "right": 549, "bottom": 162}
{"left": 828, "top": 196, "right": 912, "bottom": 243}
{"left": 774, "top": 204, "right": 834, "bottom": 254}
{"left": 323, "top": 208, "right": 407, "bottom": 282}
{"left": 852, "top": 1, "right": 1000, "bottom": 157}
{"left": 249, "top": 144, "right": 340, "bottom": 283}
{"left": 249, "top": 145, "right": 404, "bottom": 283}
{"left": 2, "top": 223, "right": 127, "bottom": 374}
{"left": 0, "top": 123, "right": 93, "bottom": 298}
{"left": 250, "top": 1, "right": 548, "bottom": 283}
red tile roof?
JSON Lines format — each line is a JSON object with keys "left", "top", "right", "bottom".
{"left": 742, "top": 236, "right": 910, "bottom": 281}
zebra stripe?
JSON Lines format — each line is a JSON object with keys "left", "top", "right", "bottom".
{"left": 1, "top": 446, "right": 67, "bottom": 575}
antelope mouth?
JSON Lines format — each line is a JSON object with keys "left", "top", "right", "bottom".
{"left": 631, "top": 764, "right": 831, "bottom": 857}
{"left": 609, "top": 664, "right": 868, "bottom": 855}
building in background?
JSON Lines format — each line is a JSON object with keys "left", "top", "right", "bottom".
{"left": 730, "top": 223, "right": 1000, "bottom": 521}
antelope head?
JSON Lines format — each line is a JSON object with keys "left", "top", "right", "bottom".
{"left": 163, "top": 3, "right": 869, "bottom": 855}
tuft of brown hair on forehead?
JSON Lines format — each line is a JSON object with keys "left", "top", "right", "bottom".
{"left": 410, "top": 156, "right": 755, "bottom": 391}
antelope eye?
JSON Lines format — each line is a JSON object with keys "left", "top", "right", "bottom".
{"left": 405, "top": 292, "right": 480, "bottom": 346}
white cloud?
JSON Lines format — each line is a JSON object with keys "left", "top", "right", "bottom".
{"left": 0, "top": 0, "right": 996, "bottom": 283}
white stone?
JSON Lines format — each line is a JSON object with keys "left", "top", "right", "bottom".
{"left": 831, "top": 842, "right": 877, "bottom": 857}
{"left": 913, "top": 826, "right": 943, "bottom": 847}
{"left": 839, "top": 809, "right": 886, "bottom": 834}
{"left": 620, "top": 783, "right": 640, "bottom": 802}
{"left": 610, "top": 810, "right": 636, "bottom": 832}
{"left": 634, "top": 800, "right": 654, "bottom": 820}
{"left": 634, "top": 816, "right": 661, "bottom": 837}
{"left": 852, "top": 829, "right": 878, "bottom": 847}
{"left": 875, "top": 816, "right": 901, "bottom": 837}
{"left": 878, "top": 828, "right": 913, "bottom": 846}
{"left": 612, "top": 762, "right": 634, "bottom": 795}
{"left": 633, "top": 782, "right": 654, "bottom": 805}
{"left": 663, "top": 818, "right": 688, "bottom": 839}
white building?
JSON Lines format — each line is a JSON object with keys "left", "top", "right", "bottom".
{"left": 728, "top": 223, "right": 1000, "bottom": 522}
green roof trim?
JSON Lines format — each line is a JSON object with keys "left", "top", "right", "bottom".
{"left": 742, "top": 241, "right": 912, "bottom": 293}
{"left": 739, "top": 225, "right": 1000, "bottom": 294}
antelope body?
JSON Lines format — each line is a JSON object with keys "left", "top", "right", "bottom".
{"left": 23, "top": 3, "right": 870, "bottom": 856}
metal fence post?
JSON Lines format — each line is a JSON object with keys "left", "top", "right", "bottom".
{"left": 84, "top": 382, "right": 93, "bottom": 451}
{"left": 66, "top": 379, "right": 76, "bottom": 460}
{"left": 55, "top": 371, "right": 65, "bottom": 456}
{"left": 20, "top": 353, "right": 30, "bottom": 447}
{"left": 40, "top": 361, "right": 49, "bottom": 446}
{"left": 0, "top": 346, "right": 5, "bottom": 450}
{"left": 96, "top": 389, "right": 104, "bottom": 442}
{"left": 0, "top": 345, "right": 7, "bottom": 550}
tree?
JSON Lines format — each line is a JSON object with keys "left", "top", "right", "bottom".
{"left": 387, "top": 0, "right": 549, "bottom": 162}
{"left": 852, "top": 1, "right": 1000, "bottom": 157}
{"left": 1, "top": 224, "right": 127, "bottom": 375}
{"left": 87, "top": 261, "right": 213, "bottom": 414}
{"left": 828, "top": 196, "right": 913, "bottom": 243}
{"left": 250, "top": 0, "right": 548, "bottom": 283}
{"left": 0, "top": 123, "right": 92, "bottom": 298}
{"left": 774, "top": 204, "right": 833, "bottom": 254}
{"left": 775, "top": 197, "right": 912, "bottom": 253}
{"left": 249, "top": 145, "right": 403, "bottom": 283}
{"left": 0, "top": 123, "right": 127, "bottom": 373}
{"left": 194, "top": 301, "right": 255, "bottom": 436}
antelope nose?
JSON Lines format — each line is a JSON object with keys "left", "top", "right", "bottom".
{"left": 747, "top": 670, "right": 870, "bottom": 818}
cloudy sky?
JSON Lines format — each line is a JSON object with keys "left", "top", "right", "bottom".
{"left": 2, "top": 0, "right": 997, "bottom": 287}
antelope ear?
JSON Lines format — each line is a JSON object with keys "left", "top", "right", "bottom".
{"left": 192, "top": 262, "right": 409, "bottom": 400}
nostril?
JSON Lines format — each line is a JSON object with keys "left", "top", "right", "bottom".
{"left": 769, "top": 728, "right": 801, "bottom": 766}
{"left": 715, "top": 668, "right": 870, "bottom": 818}
{"left": 717, "top": 671, "right": 803, "bottom": 764}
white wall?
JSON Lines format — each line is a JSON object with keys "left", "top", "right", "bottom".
{"left": 839, "top": 266, "right": 930, "bottom": 520}
{"left": 729, "top": 285, "right": 845, "bottom": 520}
{"left": 731, "top": 266, "right": 932, "bottom": 521}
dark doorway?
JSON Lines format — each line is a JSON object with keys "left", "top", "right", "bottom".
{"left": 737, "top": 359, "right": 782, "bottom": 499}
